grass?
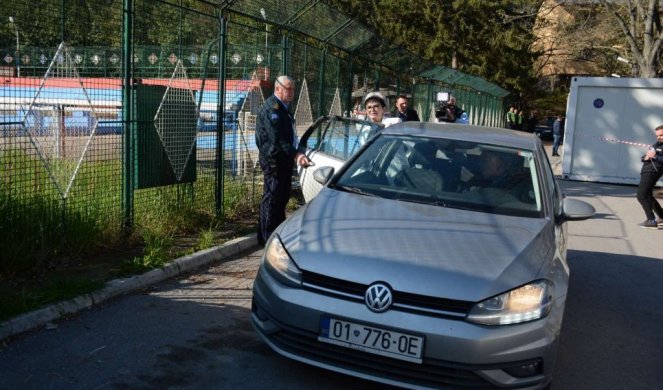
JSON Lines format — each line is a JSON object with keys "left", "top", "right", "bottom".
{"left": 196, "top": 226, "right": 218, "bottom": 251}
{"left": 0, "top": 148, "right": 262, "bottom": 322}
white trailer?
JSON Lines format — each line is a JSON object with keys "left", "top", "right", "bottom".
{"left": 562, "top": 77, "right": 663, "bottom": 185}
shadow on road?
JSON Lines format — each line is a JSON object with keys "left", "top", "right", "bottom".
{"left": 554, "top": 249, "right": 663, "bottom": 390}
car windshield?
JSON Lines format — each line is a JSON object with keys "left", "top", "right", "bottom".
{"left": 333, "top": 134, "right": 543, "bottom": 218}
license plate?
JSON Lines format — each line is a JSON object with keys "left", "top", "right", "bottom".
{"left": 318, "top": 317, "right": 424, "bottom": 364}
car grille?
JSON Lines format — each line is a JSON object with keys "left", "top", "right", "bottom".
{"left": 263, "top": 315, "right": 495, "bottom": 389}
{"left": 301, "top": 270, "right": 474, "bottom": 318}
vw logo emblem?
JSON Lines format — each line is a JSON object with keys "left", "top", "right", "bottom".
{"left": 365, "top": 283, "right": 393, "bottom": 313}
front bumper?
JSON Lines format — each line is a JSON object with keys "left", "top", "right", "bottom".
{"left": 252, "top": 266, "right": 562, "bottom": 389}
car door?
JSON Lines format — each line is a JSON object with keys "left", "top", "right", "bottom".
{"left": 297, "top": 116, "right": 382, "bottom": 202}
{"left": 537, "top": 142, "right": 568, "bottom": 263}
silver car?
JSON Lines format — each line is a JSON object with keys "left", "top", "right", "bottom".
{"left": 252, "top": 119, "right": 594, "bottom": 389}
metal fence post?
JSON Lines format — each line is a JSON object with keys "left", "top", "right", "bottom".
{"left": 61, "top": 0, "right": 66, "bottom": 42}
{"left": 426, "top": 80, "right": 433, "bottom": 121}
{"left": 345, "top": 55, "right": 353, "bottom": 116}
{"left": 215, "top": 14, "right": 228, "bottom": 217}
{"left": 318, "top": 48, "right": 326, "bottom": 118}
{"left": 281, "top": 34, "right": 288, "bottom": 75}
{"left": 122, "top": 0, "right": 133, "bottom": 232}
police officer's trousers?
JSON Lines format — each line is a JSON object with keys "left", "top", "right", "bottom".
{"left": 637, "top": 167, "right": 663, "bottom": 221}
{"left": 258, "top": 159, "right": 294, "bottom": 245}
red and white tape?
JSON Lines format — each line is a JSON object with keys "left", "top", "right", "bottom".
{"left": 574, "top": 132, "right": 652, "bottom": 148}
{"left": 597, "top": 136, "right": 651, "bottom": 148}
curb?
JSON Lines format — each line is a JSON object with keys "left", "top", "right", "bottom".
{"left": 0, "top": 233, "right": 259, "bottom": 342}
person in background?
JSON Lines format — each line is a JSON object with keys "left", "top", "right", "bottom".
{"left": 437, "top": 95, "right": 463, "bottom": 123}
{"left": 552, "top": 115, "right": 563, "bottom": 156}
{"left": 352, "top": 98, "right": 365, "bottom": 119}
{"left": 393, "top": 94, "right": 420, "bottom": 122}
{"left": 636, "top": 125, "right": 663, "bottom": 229}
{"left": 506, "top": 106, "right": 516, "bottom": 129}
{"left": 255, "top": 75, "right": 312, "bottom": 246}
{"left": 516, "top": 109, "right": 525, "bottom": 131}
{"left": 526, "top": 111, "right": 538, "bottom": 133}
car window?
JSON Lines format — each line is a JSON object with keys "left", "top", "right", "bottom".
{"left": 317, "top": 118, "right": 381, "bottom": 160}
{"left": 301, "top": 117, "right": 331, "bottom": 151}
{"left": 334, "top": 135, "right": 543, "bottom": 218}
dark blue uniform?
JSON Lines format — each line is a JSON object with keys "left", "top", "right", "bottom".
{"left": 255, "top": 94, "right": 298, "bottom": 245}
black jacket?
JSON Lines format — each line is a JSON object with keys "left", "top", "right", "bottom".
{"left": 255, "top": 95, "right": 298, "bottom": 166}
{"left": 641, "top": 141, "right": 663, "bottom": 173}
{"left": 393, "top": 108, "right": 420, "bottom": 122}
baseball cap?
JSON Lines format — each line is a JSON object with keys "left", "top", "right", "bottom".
{"left": 364, "top": 91, "right": 386, "bottom": 108}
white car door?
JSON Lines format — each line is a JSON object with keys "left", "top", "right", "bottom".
{"left": 298, "top": 116, "right": 382, "bottom": 202}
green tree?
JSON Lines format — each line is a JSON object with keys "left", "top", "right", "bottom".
{"left": 328, "top": 0, "right": 540, "bottom": 98}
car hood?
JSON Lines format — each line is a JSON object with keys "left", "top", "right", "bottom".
{"left": 277, "top": 189, "right": 554, "bottom": 302}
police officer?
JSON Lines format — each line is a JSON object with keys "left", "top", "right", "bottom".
{"left": 255, "top": 75, "right": 311, "bottom": 245}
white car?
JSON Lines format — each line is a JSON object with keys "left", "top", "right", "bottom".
{"left": 253, "top": 119, "right": 595, "bottom": 389}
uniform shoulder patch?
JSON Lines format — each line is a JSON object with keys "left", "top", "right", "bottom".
{"left": 273, "top": 102, "right": 280, "bottom": 110}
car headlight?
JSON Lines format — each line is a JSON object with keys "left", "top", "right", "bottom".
{"left": 263, "top": 234, "right": 302, "bottom": 287}
{"left": 467, "top": 280, "right": 553, "bottom": 326}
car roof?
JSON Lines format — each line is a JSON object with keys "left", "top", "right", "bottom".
{"left": 380, "top": 122, "right": 540, "bottom": 151}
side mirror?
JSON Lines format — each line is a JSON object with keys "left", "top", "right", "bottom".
{"left": 562, "top": 198, "right": 595, "bottom": 221}
{"left": 313, "top": 166, "right": 335, "bottom": 185}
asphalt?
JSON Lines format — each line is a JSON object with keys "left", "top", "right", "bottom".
{"left": 0, "top": 143, "right": 565, "bottom": 342}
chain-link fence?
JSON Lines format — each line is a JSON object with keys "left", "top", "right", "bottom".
{"left": 0, "top": 0, "right": 510, "bottom": 275}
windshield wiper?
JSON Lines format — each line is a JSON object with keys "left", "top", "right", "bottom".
{"left": 334, "top": 184, "right": 378, "bottom": 197}
{"left": 397, "top": 197, "right": 448, "bottom": 207}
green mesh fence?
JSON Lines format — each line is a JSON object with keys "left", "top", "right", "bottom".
{"left": 0, "top": 0, "right": 510, "bottom": 274}
{"left": 1, "top": 0, "right": 125, "bottom": 272}
{"left": 131, "top": 0, "right": 218, "bottom": 234}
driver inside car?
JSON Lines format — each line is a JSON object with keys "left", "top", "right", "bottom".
{"left": 464, "top": 150, "right": 534, "bottom": 203}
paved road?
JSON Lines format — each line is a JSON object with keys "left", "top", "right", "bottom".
{"left": 0, "top": 248, "right": 386, "bottom": 390}
{"left": 1, "top": 167, "right": 662, "bottom": 389}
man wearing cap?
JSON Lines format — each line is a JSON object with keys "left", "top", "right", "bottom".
{"left": 255, "top": 75, "right": 312, "bottom": 245}
{"left": 364, "top": 91, "right": 401, "bottom": 127}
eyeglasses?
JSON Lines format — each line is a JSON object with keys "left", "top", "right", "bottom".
{"left": 366, "top": 104, "right": 383, "bottom": 111}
